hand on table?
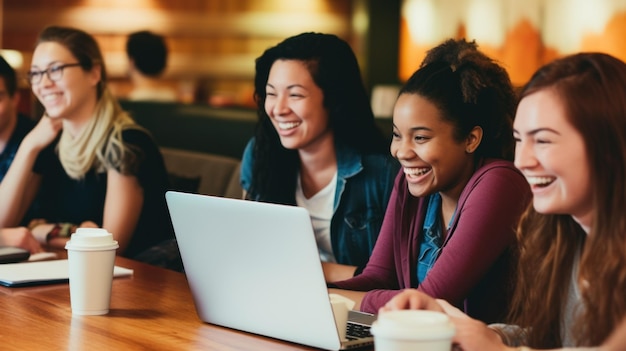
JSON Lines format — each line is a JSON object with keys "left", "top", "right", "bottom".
{"left": 0, "top": 227, "right": 44, "bottom": 253}
{"left": 380, "top": 289, "right": 512, "bottom": 351}
{"left": 379, "top": 288, "right": 445, "bottom": 313}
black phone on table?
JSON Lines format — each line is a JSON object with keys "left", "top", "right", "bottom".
{"left": 0, "top": 247, "right": 30, "bottom": 264}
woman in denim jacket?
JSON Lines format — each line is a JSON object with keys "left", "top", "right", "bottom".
{"left": 240, "top": 32, "right": 399, "bottom": 282}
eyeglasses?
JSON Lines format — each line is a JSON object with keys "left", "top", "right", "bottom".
{"left": 27, "top": 63, "right": 82, "bottom": 85}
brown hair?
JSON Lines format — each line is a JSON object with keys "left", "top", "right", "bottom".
{"left": 509, "top": 53, "right": 626, "bottom": 347}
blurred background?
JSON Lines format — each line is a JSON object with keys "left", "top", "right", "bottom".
{"left": 2, "top": 0, "right": 626, "bottom": 113}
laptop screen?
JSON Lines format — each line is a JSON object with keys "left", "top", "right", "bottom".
{"left": 167, "top": 191, "right": 350, "bottom": 350}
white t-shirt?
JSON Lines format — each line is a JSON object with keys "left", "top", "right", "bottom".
{"left": 296, "top": 172, "right": 338, "bottom": 263}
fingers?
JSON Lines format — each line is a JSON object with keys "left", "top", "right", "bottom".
{"left": 79, "top": 221, "right": 99, "bottom": 228}
{"left": 24, "top": 115, "right": 63, "bottom": 151}
{"left": 26, "top": 238, "right": 44, "bottom": 254}
{"left": 436, "top": 299, "right": 469, "bottom": 318}
{"left": 0, "top": 227, "right": 44, "bottom": 254}
{"left": 380, "top": 289, "right": 444, "bottom": 313}
{"left": 405, "top": 291, "right": 440, "bottom": 310}
{"left": 379, "top": 291, "right": 411, "bottom": 312}
{"left": 18, "top": 228, "right": 44, "bottom": 254}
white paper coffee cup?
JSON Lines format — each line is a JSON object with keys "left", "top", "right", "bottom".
{"left": 65, "top": 228, "right": 119, "bottom": 315}
{"left": 370, "top": 310, "right": 455, "bottom": 351}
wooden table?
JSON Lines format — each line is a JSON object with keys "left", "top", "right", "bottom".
{"left": 0, "top": 257, "right": 326, "bottom": 350}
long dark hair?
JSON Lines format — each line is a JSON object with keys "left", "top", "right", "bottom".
{"left": 509, "top": 53, "right": 626, "bottom": 347}
{"left": 248, "top": 32, "right": 387, "bottom": 204}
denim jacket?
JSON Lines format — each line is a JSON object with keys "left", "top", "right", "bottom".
{"left": 240, "top": 139, "right": 399, "bottom": 268}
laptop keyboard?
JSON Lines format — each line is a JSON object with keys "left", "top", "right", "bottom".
{"left": 346, "top": 322, "right": 372, "bottom": 340}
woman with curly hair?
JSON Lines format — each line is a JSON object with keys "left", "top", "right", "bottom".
{"left": 330, "top": 38, "right": 531, "bottom": 323}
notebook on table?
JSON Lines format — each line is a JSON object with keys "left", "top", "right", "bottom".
{"left": 166, "top": 191, "right": 375, "bottom": 351}
{"left": 0, "top": 259, "right": 133, "bottom": 287}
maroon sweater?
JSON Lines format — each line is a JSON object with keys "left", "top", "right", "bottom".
{"left": 332, "top": 159, "right": 531, "bottom": 323}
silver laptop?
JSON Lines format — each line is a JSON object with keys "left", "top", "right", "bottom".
{"left": 166, "top": 191, "right": 375, "bottom": 350}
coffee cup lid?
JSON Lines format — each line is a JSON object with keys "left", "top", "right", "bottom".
{"left": 65, "top": 228, "right": 119, "bottom": 251}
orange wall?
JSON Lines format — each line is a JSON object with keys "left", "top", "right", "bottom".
{"left": 399, "top": 9, "right": 626, "bottom": 87}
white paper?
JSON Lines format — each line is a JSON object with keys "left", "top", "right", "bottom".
{"left": 28, "top": 252, "right": 59, "bottom": 261}
{"left": 0, "top": 259, "right": 133, "bottom": 287}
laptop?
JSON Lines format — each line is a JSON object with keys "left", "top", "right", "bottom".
{"left": 166, "top": 191, "right": 375, "bottom": 350}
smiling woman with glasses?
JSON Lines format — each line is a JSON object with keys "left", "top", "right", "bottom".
{"left": 27, "top": 62, "right": 82, "bottom": 85}
{"left": 0, "top": 26, "right": 174, "bottom": 260}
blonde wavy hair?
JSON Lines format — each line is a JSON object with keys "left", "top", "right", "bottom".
{"left": 38, "top": 26, "right": 143, "bottom": 179}
{"left": 58, "top": 89, "right": 140, "bottom": 178}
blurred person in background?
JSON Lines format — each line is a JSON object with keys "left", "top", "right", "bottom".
{"left": 126, "top": 30, "right": 177, "bottom": 102}
{"left": 0, "top": 55, "right": 42, "bottom": 253}
{"left": 0, "top": 54, "right": 34, "bottom": 183}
